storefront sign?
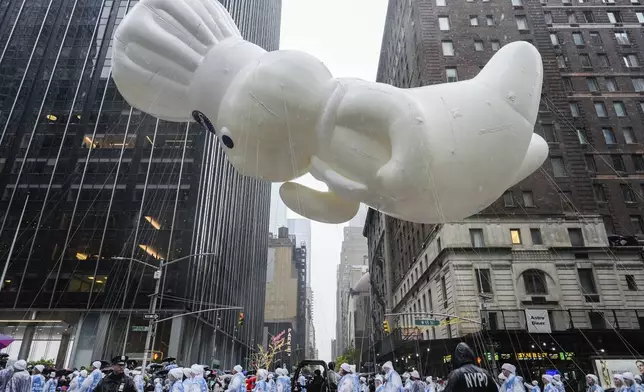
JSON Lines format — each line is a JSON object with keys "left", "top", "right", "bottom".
{"left": 594, "top": 359, "right": 644, "bottom": 389}
{"left": 525, "top": 309, "right": 551, "bottom": 333}
{"left": 131, "top": 325, "right": 149, "bottom": 332}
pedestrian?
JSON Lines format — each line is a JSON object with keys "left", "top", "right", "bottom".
{"left": 227, "top": 366, "right": 246, "bottom": 392}
{"left": 381, "top": 362, "right": 402, "bottom": 392}
{"left": 44, "top": 372, "right": 58, "bottom": 392}
{"left": 183, "top": 369, "right": 194, "bottom": 392}
{"left": 374, "top": 376, "right": 383, "bottom": 392}
{"left": 94, "top": 356, "right": 137, "bottom": 392}
{"left": 7, "top": 360, "right": 30, "bottom": 392}
{"left": 623, "top": 373, "right": 637, "bottom": 392}
{"left": 615, "top": 375, "right": 626, "bottom": 392}
{"left": 81, "top": 362, "right": 104, "bottom": 392}
{"left": 254, "top": 370, "right": 268, "bottom": 392}
{"left": 31, "top": 365, "right": 46, "bottom": 392}
{"left": 443, "top": 342, "right": 498, "bottom": 392}
{"left": 168, "top": 369, "right": 185, "bottom": 392}
{"left": 499, "top": 364, "right": 524, "bottom": 392}
{"left": 337, "top": 364, "right": 358, "bottom": 392}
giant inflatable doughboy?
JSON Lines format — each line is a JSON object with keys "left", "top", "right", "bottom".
{"left": 112, "top": 0, "right": 549, "bottom": 224}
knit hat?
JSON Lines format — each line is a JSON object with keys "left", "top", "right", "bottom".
{"left": 502, "top": 364, "right": 516, "bottom": 374}
{"left": 542, "top": 375, "right": 553, "bottom": 382}
{"left": 35, "top": 365, "right": 45, "bottom": 372}
{"left": 410, "top": 371, "right": 420, "bottom": 380}
{"left": 623, "top": 373, "right": 635, "bottom": 381}
{"left": 14, "top": 360, "right": 27, "bottom": 370}
{"left": 340, "top": 363, "right": 351, "bottom": 373}
{"left": 234, "top": 365, "right": 243, "bottom": 373}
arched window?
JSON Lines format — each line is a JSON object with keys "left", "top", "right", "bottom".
{"left": 523, "top": 269, "right": 548, "bottom": 295}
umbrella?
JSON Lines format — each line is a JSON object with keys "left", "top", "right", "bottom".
{"left": 0, "top": 335, "right": 15, "bottom": 349}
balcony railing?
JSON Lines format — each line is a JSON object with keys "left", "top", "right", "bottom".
{"left": 481, "top": 308, "right": 644, "bottom": 332}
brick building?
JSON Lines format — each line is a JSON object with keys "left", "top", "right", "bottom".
{"left": 364, "top": 0, "right": 644, "bottom": 377}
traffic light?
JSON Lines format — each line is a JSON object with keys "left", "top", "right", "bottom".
{"left": 383, "top": 320, "right": 391, "bottom": 334}
{"left": 238, "top": 312, "right": 245, "bottom": 326}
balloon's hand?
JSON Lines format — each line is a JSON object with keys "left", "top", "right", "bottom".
{"left": 279, "top": 182, "right": 360, "bottom": 224}
{"left": 112, "top": 0, "right": 242, "bottom": 121}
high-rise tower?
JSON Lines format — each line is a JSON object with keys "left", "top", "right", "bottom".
{"left": 0, "top": 0, "right": 280, "bottom": 367}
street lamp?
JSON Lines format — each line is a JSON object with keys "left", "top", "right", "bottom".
{"left": 112, "top": 252, "right": 239, "bottom": 375}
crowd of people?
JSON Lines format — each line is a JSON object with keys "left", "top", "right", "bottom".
{"left": 1, "top": 344, "right": 643, "bottom": 392}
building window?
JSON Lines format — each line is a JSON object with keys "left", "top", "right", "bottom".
{"left": 587, "top": 77, "right": 600, "bottom": 92}
{"left": 512, "top": 0, "right": 523, "bottom": 5}
{"left": 637, "top": 12, "right": 644, "bottom": 23}
{"left": 586, "top": 155, "right": 597, "bottom": 172}
{"left": 623, "top": 54, "right": 639, "bottom": 68}
{"left": 603, "top": 215, "right": 616, "bottom": 234}
{"left": 602, "top": 127, "right": 616, "bottom": 144}
{"left": 511, "top": 229, "right": 522, "bottom": 245}
{"left": 605, "top": 77, "right": 618, "bottom": 92}
{"left": 613, "top": 102, "right": 627, "bottom": 117}
{"left": 569, "top": 228, "right": 585, "bottom": 246}
{"left": 633, "top": 78, "right": 644, "bottom": 92}
{"left": 446, "top": 68, "right": 458, "bottom": 82}
{"left": 503, "top": 191, "right": 515, "bottom": 207}
{"left": 550, "top": 33, "right": 559, "bottom": 46}
{"left": 589, "top": 312, "right": 606, "bottom": 328}
{"left": 623, "top": 128, "right": 636, "bottom": 144}
{"left": 524, "top": 269, "right": 548, "bottom": 295}
{"left": 470, "top": 229, "right": 485, "bottom": 247}
{"left": 557, "top": 55, "right": 567, "bottom": 68}
{"left": 439, "top": 16, "right": 450, "bottom": 30}
{"left": 595, "top": 103, "right": 608, "bottom": 118}
{"left": 578, "top": 268, "right": 598, "bottom": 300}
{"left": 626, "top": 275, "right": 638, "bottom": 291}
{"left": 486, "top": 15, "right": 495, "bottom": 26}
{"left": 475, "top": 269, "right": 492, "bottom": 294}
{"left": 630, "top": 215, "right": 644, "bottom": 234}
{"left": 580, "top": 54, "right": 592, "bottom": 67}
{"left": 573, "top": 32, "right": 584, "bottom": 45}
{"left": 516, "top": 16, "right": 528, "bottom": 30}
{"left": 607, "top": 11, "right": 622, "bottom": 23}
{"left": 531, "top": 228, "right": 543, "bottom": 245}
{"left": 474, "top": 40, "right": 484, "bottom": 51}
{"left": 584, "top": 12, "right": 596, "bottom": 23}
{"left": 545, "top": 12, "right": 553, "bottom": 24}
{"left": 491, "top": 40, "right": 500, "bottom": 51}
{"left": 622, "top": 184, "right": 636, "bottom": 202}
{"left": 523, "top": 191, "right": 535, "bottom": 207}
{"left": 442, "top": 41, "right": 455, "bottom": 56}
{"left": 563, "top": 78, "right": 574, "bottom": 92}
{"left": 437, "top": 0, "right": 446, "bottom": 6}
{"left": 597, "top": 54, "right": 610, "bottom": 67}
{"left": 615, "top": 32, "right": 630, "bottom": 45}
{"left": 594, "top": 184, "right": 607, "bottom": 202}
{"left": 552, "top": 157, "right": 567, "bottom": 177}
{"left": 612, "top": 155, "right": 626, "bottom": 171}
{"left": 570, "top": 102, "right": 580, "bottom": 117}
{"left": 568, "top": 12, "right": 577, "bottom": 24}
{"left": 589, "top": 31, "right": 601, "bottom": 44}
{"left": 634, "top": 154, "right": 644, "bottom": 171}
{"left": 577, "top": 129, "right": 588, "bottom": 144}
{"left": 441, "top": 276, "right": 448, "bottom": 308}
{"left": 470, "top": 16, "right": 479, "bottom": 26}
{"left": 542, "top": 124, "right": 557, "bottom": 142}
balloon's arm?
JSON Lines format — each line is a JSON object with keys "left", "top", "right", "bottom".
{"left": 310, "top": 157, "right": 367, "bottom": 196}
{"left": 279, "top": 182, "right": 359, "bottom": 224}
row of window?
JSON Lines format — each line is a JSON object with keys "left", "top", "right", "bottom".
{"left": 543, "top": 0, "right": 641, "bottom": 5}
{"left": 594, "top": 183, "right": 644, "bottom": 205}
{"left": 441, "top": 39, "right": 501, "bottom": 56}
{"left": 468, "top": 227, "right": 584, "bottom": 247}
{"left": 476, "top": 266, "right": 638, "bottom": 297}
{"left": 564, "top": 76, "right": 644, "bottom": 93}
{"left": 545, "top": 10, "right": 644, "bottom": 24}
{"left": 570, "top": 102, "right": 644, "bottom": 121}
{"left": 552, "top": 30, "right": 634, "bottom": 46}
{"left": 438, "top": 15, "right": 530, "bottom": 31}
{"left": 557, "top": 52, "right": 640, "bottom": 69}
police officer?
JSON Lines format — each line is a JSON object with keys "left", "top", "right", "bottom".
{"left": 94, "top": 356, "right": 137, "bottom": 392}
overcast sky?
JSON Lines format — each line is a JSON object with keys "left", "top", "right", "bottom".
{"left": 279, "top": 0, "right": 389, "bottom": 362}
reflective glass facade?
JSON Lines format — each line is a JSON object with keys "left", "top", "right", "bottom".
{"left": 0, "top": 0, "right": 280, "bottom": 365}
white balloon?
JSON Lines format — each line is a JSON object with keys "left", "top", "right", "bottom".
{"left": 112, "top": 0, "right": 548, "bottom": 224}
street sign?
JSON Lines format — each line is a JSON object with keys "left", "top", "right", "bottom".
{"left": 143, "top": 313, "right": 159, "bottom": 320}
{"left": 132, "top": 325, "right": 149, "bottom": 332}
{"left": 415, "top": 319, "right": 440, "bottom": 326}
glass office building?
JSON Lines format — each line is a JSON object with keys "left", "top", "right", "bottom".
{"left": 0, "top": 0, "right": 280, "bottom": 367}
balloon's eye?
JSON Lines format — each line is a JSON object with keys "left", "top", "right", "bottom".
{"left": 221, "top": 135, "right": 235, "bottom": 149}
{"left": 192, "top": 110, "right": 216, "bottom": 134}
